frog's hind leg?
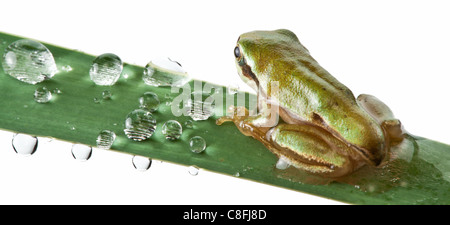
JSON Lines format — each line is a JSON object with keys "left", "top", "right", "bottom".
{"left": 267, "top": 124, "right": 365, "bottom": 177}
{"left": 217, "top": 106, "right": 365, "bottom": 177}
{"left": 357, "top": 94, "right": 404, "bottom": 144}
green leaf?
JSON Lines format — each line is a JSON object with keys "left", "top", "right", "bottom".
{"left": 1, "top": 32, "right": 449, "bottom": 204}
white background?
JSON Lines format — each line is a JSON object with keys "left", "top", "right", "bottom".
{"left": 0, "top": 0, "right": 449, "bottom": 204}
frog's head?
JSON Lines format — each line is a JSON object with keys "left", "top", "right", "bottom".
{"left": 233, "top": 29, "right": 309, "bottom": 94}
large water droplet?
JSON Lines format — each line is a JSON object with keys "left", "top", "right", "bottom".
{"left": 185, "top": 91, "right": 215, "bottom": 121}
{"left": 12, "top": 133, "right": 38, "bottom": 156}
{"left": 132, "top": 155, "right": 152, "bottom": 171}
{"left": 89, "top": 53, "right": 122, "bottom": 86}
{"left": 162, "top": 120, "right": 183, "bottom": 141}
{"left": 139, "top": 92, "right": 160, "bottom": 112}
{"left": 124, "top": 109, "right": 157, "bottom": 141}
{"left": 34, "top": 86, "right": 52, "bottom": 103}
{"left": 2, "top": 39, "right": 57, "bottom": 84}
{"left": 189, "top": 136, "right": 206, "bottom": 153}
{"left": 71, "top": 144, "right": 92, "bottom": 161}
{"left": 96, "top": 130, "right": 116, "bottom": 149}
{"left": 142, "top": 57, "right": 190, "bottom": 87}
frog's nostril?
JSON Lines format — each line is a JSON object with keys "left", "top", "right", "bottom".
{"left": 234, "top": 46, "right": 241, "bottom": 58}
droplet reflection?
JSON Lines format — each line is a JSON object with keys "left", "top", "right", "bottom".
{"left": 12, "top": 133, "right": 38, "bottom": 156}
{"left": 71, "top": 143, "right": 92, "bottom": 161}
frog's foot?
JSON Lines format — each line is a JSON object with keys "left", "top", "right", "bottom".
{"left": 382, "top": 119, "right": 404, "bottom": 144}
{"left": 267, "top": 124, "right": 365, "bottom": 177}
{"left": 216, "top": 105, "right": 249, "bottom": 125}
{"left": 357, "top": 94, "right": 405, "bottom": 145}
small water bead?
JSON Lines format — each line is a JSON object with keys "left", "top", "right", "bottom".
{"left": 12, "top": 133, "right": 38, "bottom": 156}
{"left": 139, "top": 92, "right": 160, "bottom": 112}
{"left": 185, "top": 91, "right": 215, "bottom": 121}
{"left": 184, "top": 120, "right": 194, "bottom": 129}
{"left": 71, "top": 144, "right": 92, "bottom": 161}
{"left": 34, "top": 86, "right": 52, "bottom": 103}
{"left": 227, "top": 82, "right": 239, "bottom": 95}
{"left": 102, "top": 90, "right": 112, "bottom": 100}
{"left": 275, "top": 156, "right": 291, "bottom": 170}
{"left": 53, "top": 88, "right": 62, "bottom": 94}
{"left": 2, "top": 39, "right": 57, "bottom": 84}
{"left": 164, "top": 93, "right": 173, "bottom": 101}
{"left": 93, "top": 97, "right": 101, "bottom": 104}
{"left": 60, "top": 65, "right": 72, "bottom": 72}
{"left": 96, "top": 130, "right": 116, "bottom": 149}
{"left": 188, "top": 166, "right": 199, "bottom": 176}
{"left": 89, "top": 53, "right": 123, "bottom": 86}
{"left": 132, "top": 155, "right": 152, "bottom": 171}
{"left": 124, "top": 109, "right": 157, "bottom": 141}
{"left": 143, "top": 57, "right": 190, "bottom": 87}
{"left": 162, "top": 120, "right": 183, "bottom": 141}
{"left": 189, "top": 136, "right": 206, "bottom": 153}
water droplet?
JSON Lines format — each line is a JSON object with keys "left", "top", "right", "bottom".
{"left": 124, "top": 109, "right": 157, "bottom": 141}
{"left": 184, "top": 120, "right": 194, "bottom": 129}
{"left": 275, "top": 156, "right": 291, "bottom": 170}
{"left": 2, "top": 39, "right": 57, "bottom": 84}
{"left": 185, "top": 91, "right": 215, "bottom": 121}
{"left": 34, "top": 86, "right": 52, "bottom": 103}
{"left": 53, "top": 88, "right": 62, "bottom": 94}
{"left": 96, "top": 130, "right": 116, "bottom": 149}
{"left": 188, "top": 166, "right": 199, "bottom": 176}
{"left": 189, "top": 136, "right": 206, "bottom": 153}
{"left": 89, "top": 53, "right": 122, "bottom": 86}
{"left": 71, "top": 144, "right": 92, "bottom": 161}
{"left": 139, "top": 92, "right": 160, "bottom": 112}
{"left": 132, "top": 155, "right": 152, "bottom": 171}
{"left": 93, "top": 97, "right": 101, "bottom": 104}
{"left": 164, "top": 93, "right": 173, "bottom": 101}
{"left": 102, "top": 90, "right": 112, "bottom": 100}
{"left": 162, "top": 120, "right": 183, "bottom": 141}
{"left": 12, "top": 133, "right": 38, "bottom": 156}
{"left": 142, "top": 57, "right": 190, "bottom": 87}
{"left": 227, "top": 82, "right": 239, "bottom": 95}
{"left": 61, "top": 65, "right": 72, "bottom": 72}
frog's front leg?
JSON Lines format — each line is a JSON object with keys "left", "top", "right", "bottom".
{"left": 216, "top": 105, "right": 273, "bottom": 139}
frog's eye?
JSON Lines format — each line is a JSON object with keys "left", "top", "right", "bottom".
{"left": 234, "top": 46, "right": 241, "bottom": 59}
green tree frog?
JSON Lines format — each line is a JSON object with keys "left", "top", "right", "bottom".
{"left": 217, "top": 29, "right": 404, "bottom": 177}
